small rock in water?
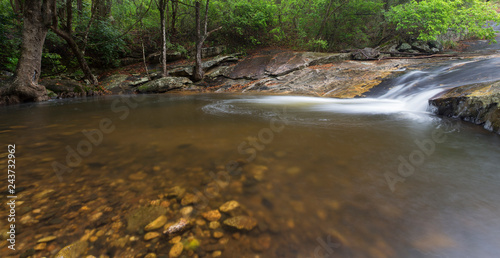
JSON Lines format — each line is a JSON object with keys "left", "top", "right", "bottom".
{"left": 212, "top": 250, "right": 222, "bottom": 257}
{"left": 145, "top": 215, "right": 168, "bottom": 231}
{"left": 169, "top": 242, "right": 184, "bottom": 257}
{"left": 202, "top": 210, "right": 221, "bottom": 221}
{"left": 164, "top": 218, "right": 189, "bottom": 235}
{"left": 180, "top": 206, "right": 193, "bottom": 217}
{"left": 213, "top": 231, "right": 224, "bottom": 239}
{"left": 247, "top": 164, "right": 268, "bottom": 181}
{"left": 223, "top": 216, "right": 257, "bottom": 231}
{"left": 209, "top": 221, "right": 221, "bottom": 229}
{"left": 145, "top": 253, "right": 157, "bottom": 258}
{"left": 144, "top": 232, "right": 162, "bottom": 241}
{"left": 167, "top": 186, "right": 186, "bottom": 198}
{"left": 219, "top": 200, "right": 239, "bottom": 213}
{"left": 184, "top": 237, "right": 200, "bottom": 250}
{"left": 34, "top": 242, "right": 46, "bottom": 250}
{"left": 129, "top": 171, "right": 147, "bottom": 180}
{"left": 181, "top": 193, "right": 199, "bottom": 206}
{"left": 126, "top": 206, "right": 167, "bottom": 233}
{"left": 169, "top": 236, "right": 182, "bottom": 244}
{"left": 90, "top": 212, "right": 103, "bottom": 222}
{"left": 54, "top": 241, "right": 88, "bottom": 258}
{"left": 37, "top": 236, "right": 57, "bottom": 243}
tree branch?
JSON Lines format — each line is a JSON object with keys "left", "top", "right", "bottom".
{"left": 203, "top": 0, "right": 210, "bottom": 35}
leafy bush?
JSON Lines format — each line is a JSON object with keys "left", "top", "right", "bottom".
{"left": 83, "top": 20, "right": 128, "bottom": 68}
{"left": 0, "top": 5, "right": 21, "bottom": 72}
{"left": 306, "top": 38, "right": 328, "bottom": 52}
{"left": 41, "top": 52, "right": 67, "bottom": 76}
{"left": 386, "top": 0, "right": 500, "bottom": 42}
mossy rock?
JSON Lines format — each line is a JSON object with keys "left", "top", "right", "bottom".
{"left": 126, "top": 206, "right": 168, "bottom": 233}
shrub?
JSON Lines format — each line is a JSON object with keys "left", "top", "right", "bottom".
{"left": 386, "top": 0, "right": 500, "bottom": 42}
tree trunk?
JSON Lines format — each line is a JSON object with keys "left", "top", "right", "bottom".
{"left": 194, "top": 1, "right": 204, "bottom": 81}
{"left": 1, "top": 0, "right": 55, "bottom": 104}
{"left": 51, "top": 27, "right": 98, "bottom": 85}
{"left": 193, "top": 0, "right": 220, "bottom": 82}
{"left": 171, "top": 0, "right": 178, "bottom": 35}
{"left": 51, "top": 0, "right": 98, "bottom": 85}
{"left": 159, "top": 0, "right": 168, "bottom": 77}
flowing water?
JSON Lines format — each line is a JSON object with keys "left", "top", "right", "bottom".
{"left": 1, "top": 59, "right": 500, "bottom": 257}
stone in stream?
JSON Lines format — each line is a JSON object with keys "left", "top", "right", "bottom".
{"left": 144, "top": 232, "right": 162, "bottom": 241}
{"left": 209, "top": 221, "right": 221, "bottom": 229}
{"left": 128, "top": 171, "right": 147, "bottom": 180}
{"left": 144, "top": 215, "right": 168, "bottom": 231}
{"left": 166, "top": 186, "right": 186, "bottom": 199}
{"left": 430, "top": 80, "right": 500, "bottom": 134}
{"left": 180, "top": 206, "right": 194, "bottom": 217}
{"left": 34, "top": 242, "right": 46, "bottom": 250}
{"left": 219, "top": 200, "right": 240, "bottom": 213}
{"left": 54, "top": 240, "right": 88, "bottom": 258}
{"left": 169, "top": 242, "right": 184, "bottom": 257}
{"left": 126, "top": 206, "right": 167, "bottom": 233}
{"left": 37, "top": 236, "right": 57, "bottom": 243}
{"left": 202, "top": 210, "right": 221, "bottom": 221}
{"left": 223, "top": 216, "right": 258, "bottom": 231}
{"left": 181, "top": 193, "right": 199, "bottom": 206}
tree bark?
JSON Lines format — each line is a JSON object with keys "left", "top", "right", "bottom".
{"left": 158, "top": 0, "right": 168, "bottom": 77}
{"left": 194, "top": 1, "right": 203, "bottom": 81}
{"left": 1, "top": 0, "right": 55, "bottom": 104}
{"left": 51, "top": 0, "right": 98, "bottom": 85}
{"left": 171, "top": 0, "right": 178, "bottom": 35}
{"left": 193, "top": 0, "right": 220, "bottom": 82}
{"left": 51, "top": 27, "right": 98, "bottom": 85}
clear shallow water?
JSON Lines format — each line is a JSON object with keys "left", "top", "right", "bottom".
{"left": 1, "top": 93, "right": 499, "bottom": 257}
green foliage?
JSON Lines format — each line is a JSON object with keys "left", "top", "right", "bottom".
{"left": 386, "top": 0, "right": 500, "bottom": 42}
{"left": 213, "top": 0, "right": 279, "bottom": 46}
{"left": 0, "top": 3, "right": 21, "bottom": 72}
{"left": 306, "top": 38, "right": 328, "bottom": 52}
{"left": 84, "top": 20, "right": 128, "bottom": 68}
{"left": 41, "top": 52, "right": 67, "bottom": 76}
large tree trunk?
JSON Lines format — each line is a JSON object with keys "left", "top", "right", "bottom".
{"left": 1, "top": 0, "right": 55, "bottom": 104}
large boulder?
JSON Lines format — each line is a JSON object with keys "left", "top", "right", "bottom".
{"left": 167, "top": 55, "right": 238, "bottom": 78}
{"left": 136, "top": 76, "right": 192, "bottom": 93}
{"left": 430, "top": 81, "right": 500, "bottom": 134}
{"left": 352, "top": 48, "right": 380, "bottom": 60}
{"left": 147, "top": 51, "right": 183, "bottom": 64}
{"left": 100, "top": 74, "right": 133, "bottom": 94}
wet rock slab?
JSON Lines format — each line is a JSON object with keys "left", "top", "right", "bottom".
{"left": 430, "top": 80, "right": 500, "bottom": 134}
